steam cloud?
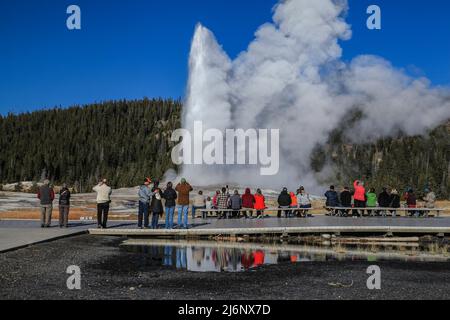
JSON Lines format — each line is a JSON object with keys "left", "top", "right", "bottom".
{"left": 180, "top": 0, "right": 450, "bottom": 192}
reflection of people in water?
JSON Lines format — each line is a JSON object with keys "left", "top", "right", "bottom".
{"left": 176, "top": 247, "right": 187, "bottom": 269}
{"left": 192, "top": 246, "right": 205, "bottom": 268}
{"left": 241, "top": 250, "right": 254, "bottom": 270}
{"left": 163, "top": 246, "right": 173, "bottom": 266}
{"left": 253, "top": 250, "right": 265, "bottom": 267}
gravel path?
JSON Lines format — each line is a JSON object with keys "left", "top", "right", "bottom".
{"left": 0, "top": 235, "right": 449, "bottom": 300}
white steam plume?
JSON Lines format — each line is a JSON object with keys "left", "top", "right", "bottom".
{"left": 180, "top": 0, "right": 450, "bottom": 192}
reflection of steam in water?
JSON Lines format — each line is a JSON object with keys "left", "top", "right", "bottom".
{"left": 122, "top": 240, "right": 450, "bottom": 273}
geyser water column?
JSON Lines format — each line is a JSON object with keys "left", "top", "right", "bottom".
{"left": 181, "top": 24, "right": 233, "bottom": 185}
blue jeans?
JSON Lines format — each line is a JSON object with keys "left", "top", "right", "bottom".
{"left": 177, "top": 205, "right": 189, "bottom": 229}
{"left": 165, "top": 206, "right": 175, "bottom": 229}
{"left": 176, "top": 248, "right": 187, "bottom": 269}
{"left": 151, "top": 212, "right": 160, "bottom": 229}
{"left": 138, "top": 201, "right": 149, "bottom": 228}
{"left": 192, "top": 205, "right": 206, "bottom": 219}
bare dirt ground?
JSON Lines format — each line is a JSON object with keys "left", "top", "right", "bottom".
{"left": 0, "top": 234, "right": 449, "bottom": 300}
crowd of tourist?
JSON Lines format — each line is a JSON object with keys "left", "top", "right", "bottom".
{"left": 34, "top": 177, "right": 438, "bottom": 230}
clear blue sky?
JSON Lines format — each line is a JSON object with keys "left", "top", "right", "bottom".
{"left": 1, "top": 0, "right": 449, "bottom": 114}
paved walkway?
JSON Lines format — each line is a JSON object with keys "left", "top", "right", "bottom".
{"left": 0, "top": 220, "right": 135, "bottom": 253}
{"left": 2, "top": 217, "right": 450, "bottom": 253}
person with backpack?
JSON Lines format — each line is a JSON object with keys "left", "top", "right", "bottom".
{"left": 162, "top": 182, "right": 177, "bottom": 229}
{"left": 37, "top": 180, "right": 55, "bottom": 228}
{"left": 150, "top": 188, "right": 164, "bottom": 229}
{"left": 58, "top": 183, "right": 71, "bottom": 228}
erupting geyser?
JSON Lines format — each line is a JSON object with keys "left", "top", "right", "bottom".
{"left": 179, "top": 0, "right": 450, "bottom": 192}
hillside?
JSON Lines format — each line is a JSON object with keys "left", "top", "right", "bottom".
{"left": 0, "top": 99, "right": 449, "bottom": 198}
{"left": 0, "top": 98, "right": 181, "bottom": 192}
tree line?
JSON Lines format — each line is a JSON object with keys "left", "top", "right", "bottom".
{"left": 0, "top": 98, "right": 449, "bottom": 199}
{"left": 0, "top": 98, "right": 181, "bottom": 192}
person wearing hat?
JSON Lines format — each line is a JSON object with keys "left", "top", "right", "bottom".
{"left": 175, "top": 178, "right": 193, "bottom": 229}
{"left": 137, "top": 178, "right": 153, "bottom": 229}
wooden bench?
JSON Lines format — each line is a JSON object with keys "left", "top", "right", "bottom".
{"left": 198, "top": 207, "right": 316, "bottom": 219}
{"left": 325, "top": 207, "right": 447, "bottom": 218}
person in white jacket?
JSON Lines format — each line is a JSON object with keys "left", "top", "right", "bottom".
{"left": 93, "top": 179, "right": 112, "bottom": 229}
{"left": 297, "top": 187, "right": 312, "bottom": 218}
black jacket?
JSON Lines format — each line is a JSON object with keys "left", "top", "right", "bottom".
{"left": 278, "top": 191, "right": 292, "bottom": 207}
{"left": 378, "top": 191, "right": 390, "bottom": 207}
{"left": 162, "top": 188, "right": 177, "bottom": 207}
{"left": 325, "top": 190, "right": 340, "bottom": 207}
{"left": 389, "top": 194, "right": 401, "bottom": 208}
{"left": 59, "top": 188, "right": 71, "bottom": 206}
{"left": 150, "top": 190, "right": 164, "bottom": 214}
{"left": 340, "top": 191, "right": 352, "bottom": 207}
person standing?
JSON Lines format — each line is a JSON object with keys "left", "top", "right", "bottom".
{"left": 277, "top": 188, "right": 292, "bottom": 218}
{"left": 217, "top": 187, "right": 230, "bottom": 219}
{"left": 353, "top": 180, "right": 366, "bottom": 217}
{"left": 58, "top": 184, "right": 71, "bottom": 228}
{"left": 162, "top": 182, "right": 177, "bottom": 229}
{"left": 137, "top": 179, "right": 152, "bottom": 229}
{"left": 175, "top": 178, "right": 193, "bottom": 229}
{"left": 37, "top": 180, "right": 55, "bottom": 228}
{"left": 254, "top": 189, "right": 266, "bottom": 219}
{"left": 150, "top": 188, "right": 164, "bottom": 229}
{"left": 192, "top": 191, "right": 206, "bottom": 219}
{"left": 241, "top": 188, "right": 255, "bottom": 219}
{"left": 93, "top": 179, "right": 112, "bottom": 229}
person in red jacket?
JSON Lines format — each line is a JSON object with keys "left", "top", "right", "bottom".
{"left": 353, "top": 180, "right": 366, "bottom": 217}
{"left": 254, "top": 189, "right": 266, "bottom": 219}
{"left": 241, "top": 188, "right": 255, "bottom": 219}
